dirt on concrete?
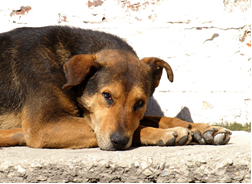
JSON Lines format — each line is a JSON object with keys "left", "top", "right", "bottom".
{"left": 0, "top": 131, "right": 250, "bottom": 183}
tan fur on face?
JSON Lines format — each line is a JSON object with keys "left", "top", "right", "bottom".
{"left": 80, "top": 82, "right": 148, "bottom": 150}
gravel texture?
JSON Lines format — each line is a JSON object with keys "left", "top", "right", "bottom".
{"left": 0, "top": 131, "right": 250, "bottom": 183}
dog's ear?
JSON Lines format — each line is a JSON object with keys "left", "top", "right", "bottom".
{"left": 62, "top": 55, "right": 100, "bottom": 90}
{"left": 141, "top": 57, "right": 173, "bottom": 88}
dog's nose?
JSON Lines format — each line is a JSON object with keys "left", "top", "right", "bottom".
{"left": 110, "top": 132, "right": 130, "bottom": 150}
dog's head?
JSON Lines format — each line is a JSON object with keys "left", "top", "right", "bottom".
{"left": 62, "top": 50, "right": 173, "bottom": 150}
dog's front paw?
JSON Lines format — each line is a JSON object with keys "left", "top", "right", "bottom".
{"left": 140, "top": 127, "right": 193, "bottom": 146}
{"left": 189, "top": 124, "right": 232, "bottom": 145}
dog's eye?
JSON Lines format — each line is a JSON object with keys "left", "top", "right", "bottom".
{"left": 102, "top": 92, "right": 113, "bottom": 104}
{"left": 134, "top": 100, "right": 145, "bottom": 110}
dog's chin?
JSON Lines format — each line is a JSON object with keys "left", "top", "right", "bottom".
{"left": 97, "top": 141, "right": 115, "bottom": 151}
{"left": 99, "top": 144, "right": 131, "bottom": 151}
{"left": 96, "top": 137, "right": 132, "bottom": 151}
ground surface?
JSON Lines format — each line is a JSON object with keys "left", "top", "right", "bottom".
{"left": 0, "top": 131, "right": 251, "bottom": 183}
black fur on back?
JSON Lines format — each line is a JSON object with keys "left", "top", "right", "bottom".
{"left": 0, "top": 26, "right": 137, "bottom": 114}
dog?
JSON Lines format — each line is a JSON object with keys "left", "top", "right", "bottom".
{"left": 0, "top": 26, "right": 231, "bottom": 150}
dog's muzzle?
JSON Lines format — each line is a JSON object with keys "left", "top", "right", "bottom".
{"left": 110, "top": 132, "right": 130, "bottom": 150}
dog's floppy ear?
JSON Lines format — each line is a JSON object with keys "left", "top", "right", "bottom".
{"left": 141, "top": 57, "right": 173, "bottom": 88}
{"left": 62, "top": 55, "right": 100, "bottom": 90}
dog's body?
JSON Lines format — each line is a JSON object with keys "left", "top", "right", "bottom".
{"left": 0, "top": 26, "right": 231, "bottom": 150}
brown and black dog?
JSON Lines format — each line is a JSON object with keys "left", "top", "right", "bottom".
{"left": 0, "top": 26, "right": 231, "bottom": 150}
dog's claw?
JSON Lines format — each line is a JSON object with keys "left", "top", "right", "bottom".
{"left": 226, "top": 130, "right": 232, "bottom": 135}
{"left": 173, "top": 132, "right": 178, "bottom": 137}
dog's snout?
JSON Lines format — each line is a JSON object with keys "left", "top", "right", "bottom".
{"left": 110, "top": 132, "right": 130, "bottom": 150}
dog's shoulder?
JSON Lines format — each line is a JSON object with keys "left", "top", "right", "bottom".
{"left": 0, "top": 26, "right": 137, "bottom": 115}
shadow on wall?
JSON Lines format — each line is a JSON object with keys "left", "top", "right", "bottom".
{"left": 145, "top": 97, "right": 194, "bottom": 123}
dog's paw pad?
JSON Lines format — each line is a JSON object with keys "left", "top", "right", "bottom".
{"left": 172, "top": 127, "right": 192, "bottom": 146}
{"left": 192, "top": 126, "right": 231, "bottom": 145}
{"left": 213, "top": 133, "right": 230, "bottom": 145}
{"left": 157, "top": 140, "right": 165, "bottom": 146}
{"left": 177, "top": 135, "right": 188, "bottom": 145}
{"left": 203, "top": 130, "right": 215, "bottom": 144}
{"left": 157, "top": 135, "right": 176, "bottom": 146}
{"left": 193, "top": 131, "right": 206, "bottom": 144}
{"left": 166, "top": 137, "right": 176, "bottom": 146}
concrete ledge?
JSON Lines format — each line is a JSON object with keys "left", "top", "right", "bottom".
{"left": 0, "top": 131, "right": 250, "bottom": 183}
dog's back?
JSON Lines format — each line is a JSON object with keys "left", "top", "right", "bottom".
{"left": 0, "top": 26, "right": 136, "bottom": 128}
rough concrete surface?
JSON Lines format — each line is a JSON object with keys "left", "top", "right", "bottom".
{"left": 0, "top": 0, "right": 251, "bottom": 183}
{"left": 0, "top": 131, "right": 251, "bottom": 183}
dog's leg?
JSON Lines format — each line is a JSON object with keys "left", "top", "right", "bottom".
{"left": 22, "top": 116, "right": 98, "bottom": 149}
{"left": 0, "top": 116, "right": 97, "bottom": 148}
{"left": 0, "top": 128, "right": 26, "bottom": 147}
{"left": 137, "top": 115, "right": 231, "bottom": 145}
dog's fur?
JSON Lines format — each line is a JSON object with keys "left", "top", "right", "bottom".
{"left": 0, "top": 26, "right": 231, "bottom": 150}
